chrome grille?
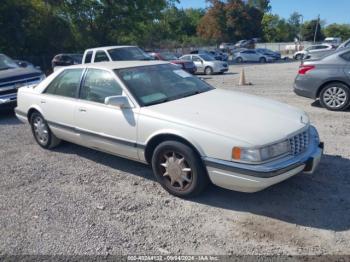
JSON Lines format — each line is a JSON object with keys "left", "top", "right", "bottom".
{"left": 289, "top": 130, "right": 310, "bottom": 155}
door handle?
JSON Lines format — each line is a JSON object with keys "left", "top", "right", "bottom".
{"left": 78, "top": 108, "right": 87, "bottom": 112}
{"left": 40, "top": 100, "right": 46, "bottom": 104}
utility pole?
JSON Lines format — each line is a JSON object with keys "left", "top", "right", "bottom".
{"left": 313, "top": 15, "right": 320, "bottom": 43}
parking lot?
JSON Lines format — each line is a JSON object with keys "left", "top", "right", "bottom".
{"left": 1, "top": 61, "right": 349, "bottom": 256}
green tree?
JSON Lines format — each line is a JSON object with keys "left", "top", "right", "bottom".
{"left": 288, "top": 12, "right": 303, "bottom": 40}
{"left": 198, "top": 0, "right": 266, "bottom": 43}
{"left": 302, "top": 19, "right": 324, "bottom": 42}
{"left": 324, "top": 23, "right": 350, "bottom": 41}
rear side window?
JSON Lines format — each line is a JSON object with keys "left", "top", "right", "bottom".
{"left": 340, "top": 52, "right": 350, "bottom": 61}
{"left": 80, "top": 69, "right": 123, "bottom": 104}
{"left": 44, "top": 69, "right": 83, "bottom": 98}
{"left": 84, "top": 51, "right": 93, "bottom": 63}
{"left": 94, "top": 51, "right": 109, "bottom": 62}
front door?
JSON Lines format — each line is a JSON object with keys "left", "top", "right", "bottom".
{"left": 192, "top": 55, "right": 204, "bottom": 72}
{"left": 74, "top": 68, "right": 139, "bottom": 160}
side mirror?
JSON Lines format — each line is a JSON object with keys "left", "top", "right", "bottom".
{"left": 105, "top": 95, "right": 131, "bottom": 108}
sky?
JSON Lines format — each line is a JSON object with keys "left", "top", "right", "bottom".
{"left": 177, "top": 0, "right": 350, "bottom": 25}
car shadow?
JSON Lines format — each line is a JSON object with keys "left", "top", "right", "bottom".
{"left": 53, "top": 142, "right": 350, "bottom": 232}
{"left": 0, "top": 109, "right": 22, "bottom": 125}
{"left": 311, "top": 100, "right": 350, "bottom": 112}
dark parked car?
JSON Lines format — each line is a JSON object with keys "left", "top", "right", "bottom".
{"left": 14, "top": 59, "right": 36, "bottom": 69}
{"left": 256, "top": 48, "right": 282, "bottom": 60}
{"left": 294, "top": 49, "right": 350, "bottom": 111}
{"left": 149, "top": 52, "right": 197, "bottom": 74}
{"left": 209, "top": 50, "right": 229, "bottom": 61}
{"left": 190, "top": 50, "right": 223, "bottom": 61}
{"left": 0, "top": 54, "right": 45, "bottom": 110}
{"left": 51, "top": 53, "right": 83, "bottom": 70}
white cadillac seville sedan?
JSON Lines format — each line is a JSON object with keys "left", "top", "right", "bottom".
{"left": 15, "top": 61, "right": 323, "bottom": 197}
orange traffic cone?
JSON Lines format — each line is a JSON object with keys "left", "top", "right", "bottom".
{"left": 238, "top": 68, "right": 251, "bottom": 86}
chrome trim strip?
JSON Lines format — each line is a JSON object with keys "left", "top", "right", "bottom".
{"left": 47, "top": 120, "right": 146, "bottom": 149}
{"left": 204, "top": 126, "right": 322, "bottom": 178}
{"left": 0, "top": 76, "right": 41, "bottom": 87}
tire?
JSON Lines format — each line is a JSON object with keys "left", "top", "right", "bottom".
{"left": 319, "top": 83, "right": 350, "bottom": 111}
{"left": 151, "top": 141, "right": 209, "bottom": 198}
{"left": 236, "top": 57, "right": 243, "bottom": 63}
{"left": 30, "top": 112, "right": 61, "bottom": 149}
{"left": 259, "top": 57, "right": 267, "bottom": 63}
{"left": 204, "top": 66, "right": 213, "bottom": 75}
{"left": 295, "top": 54, "right": 303, "bottom": 60}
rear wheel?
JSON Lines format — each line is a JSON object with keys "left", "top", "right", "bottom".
{"left": 259, "top": 57, "right": 267, "bottom": 63}
{"left": 204, "top": 66, "right": 214, "bottom": 75}
{"left": 320, "top": 83, "right": 350, "bottom": 111}
{"left": 30, "top": 112, "right": 61, "bottom": 149}
{"left": 236, "top": 57, "right": 243, "bottom": 63}
{"left": 151, "top": 141, "right": 209, "bottom": 198}
{"left": 295, "top": 54, "right": 303, "bottom": 60}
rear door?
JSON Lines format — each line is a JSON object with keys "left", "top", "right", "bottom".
{"left": 40, "top": 68, "right": 84, "bottom": 142}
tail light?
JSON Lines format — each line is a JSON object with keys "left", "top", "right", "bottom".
{"left": 298, "top": 65, "right": 315, "bottom": 75}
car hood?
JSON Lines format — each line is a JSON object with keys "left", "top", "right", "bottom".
{"left": 141, "top": 89, "right": 308, "bottom": 146}
{"left": 0, "top": 67, "right": 42, "bottom": 84}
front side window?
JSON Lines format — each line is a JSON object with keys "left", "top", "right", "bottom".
{"left": 198, "top": 54, "right": 215, "bottom": 61}
{"left": 192, "top": 56, "right": 202, "bottom": 62}
{"left": 80, "top": 69, "right": 123, "bottom": 104}
{"left": 44, "top": 69, "right": 83, "bottom": 98}
{"left": 94, "top": 51, "right": 109, "bottom": 62}
{"left": 116, "top": 64, "right": 213, "bottom": 107}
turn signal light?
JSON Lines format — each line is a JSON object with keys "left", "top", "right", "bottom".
{"left": 298, "top": 65, "right": 315, "bottom": 75}
{"left": 232, "top": 147, "right": 241, "bottom": 160}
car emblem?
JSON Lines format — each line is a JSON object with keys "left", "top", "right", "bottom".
{"left": 300, "top": 115, "right": 308, "bottom": 124}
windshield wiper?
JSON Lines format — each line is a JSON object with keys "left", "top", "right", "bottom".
{"left": 180, "top": 90, "right": 201, "bottom": 98}
{"left": 145, "top": 98, "right": 169, "bottom": 106}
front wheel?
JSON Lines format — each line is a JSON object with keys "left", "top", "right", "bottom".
{"left": 30, "top": 112, "right": 61, "bottom": 149}
{"left": 204, "top": 66, "right": 213, "bottom": 75}
{"left": 236, "top": 57, "right": 243, "bottom": 63}
{"left": 320, "top": 83, "right": 350, "bottom": 111}
{"left": 151, "top": 141, "right": 209, "bottom": 198}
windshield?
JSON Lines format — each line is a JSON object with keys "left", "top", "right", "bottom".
{"left": 160, "top": 52, "right": 178, "bottom": 61}
{"left": 108, "top": 47, "right": 153, "bottom": 61}
{"left": 116, "top": 64, "right": 213, "bottom": 107}
{"left": 199, "top": 54, "right": 215, "bottom": 61}
{"left": 0, "top": 54, "right": 19, "bottom": 70}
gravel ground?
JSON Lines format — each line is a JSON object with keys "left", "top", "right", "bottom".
{"left": 0, "top": 61, "right": 350, "bottom": 257}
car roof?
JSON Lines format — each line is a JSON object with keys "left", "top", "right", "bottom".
{"left": 67, "top": 61, "right": 169, "bottom": 70}
{"left": 85, "top": 46, "right": 137, "bottom": 52}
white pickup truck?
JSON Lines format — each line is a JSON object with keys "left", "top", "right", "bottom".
{"left": 82, "top": 46, "right": 153, "bottom": 64}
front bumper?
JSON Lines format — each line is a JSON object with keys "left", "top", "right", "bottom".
{"left": 203, "top": 126, "right": 323, "bottom": 193}
{"left": 0, "top": 93, "right": 17, "bottom": 108}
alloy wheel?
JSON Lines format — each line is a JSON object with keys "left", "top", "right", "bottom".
{"left": 322, "top": 86, "right": 347, "bottom": 109}
{"left": 33, "top": 115, "right": 49, "bottom": 145}
{"left": 159, "top": 151, "right": 193, "bottom": 191}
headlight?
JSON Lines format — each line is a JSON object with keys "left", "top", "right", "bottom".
{"left": 232, "top": 140, "right": 290, "bottom": 163}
